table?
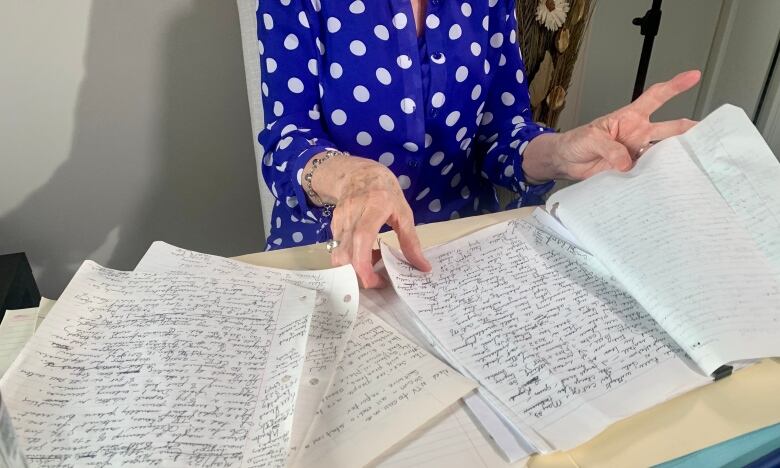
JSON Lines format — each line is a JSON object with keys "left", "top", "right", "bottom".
{"left": 234, "top": 207, "right": 780, "bottom": 468}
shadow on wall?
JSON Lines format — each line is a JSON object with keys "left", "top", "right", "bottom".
{"left": 0, "top": 0, "right": 264, "bottom": 297}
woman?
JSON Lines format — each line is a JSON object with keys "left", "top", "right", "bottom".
{"left": 257, "top": 0, "right": 699, "bottom": 287}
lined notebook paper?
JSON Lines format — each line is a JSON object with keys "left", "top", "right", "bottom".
{"left": 136, "top": 242, "right": 474, "bottom": 468}
{"left": 548, "top": 134, "right": 780, "bottom": 376}
{"left": 0, "top": 261, "right": 315, "bottom": 467}
{"left": 135, "top": 241, "right": 358, "bottom": 463}
{"left": 361, "top": 286, "right": 535, "bottom": 462}
{"left": 291, "top": 308, "right": 475, "bottom": 468}
{"left": 383, "top": 219, "right": 711, "bottom": 451}
{"left": 0, "top": 308, "right": 38, "bottom": 377}
{"left": 679, "top": 104, "right": 780, "bottom": 269}
{"left": 374, "top": 401, "right": 528, "bottom": 468}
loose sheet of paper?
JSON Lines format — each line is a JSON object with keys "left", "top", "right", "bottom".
{"left": 291, "top": 307, "right": 476, "bottom": 468}
{"left": 373, "top": 401, "right": 528, "bottom": 468}
{"left": 0, "top": 308, "right": 38, "bottom": 377}
{"left": 372, "top": 262, "right": 565, "bottom": 455}
{"left": 548, "top": 136, "right": 780, "bottom": 376}
{"left": 135, "top": 241, "right": 358, "bottom": 462}
{"left": 0, "top": 261, "right": 314, "bottom": 467}
{"left": 383, "top": 219, "right": 711, "bottom": 451}
{"left": 34, "top": 298, "right": 56, "bottom": 330}
{"left": 362, "top": 287, "right": 535, "bottom": 462}
{"left": 679, "top": 104, "right": 780, "bottom": 270}
{"left": 530, "top": 208, "right": 588, "bottom": 253}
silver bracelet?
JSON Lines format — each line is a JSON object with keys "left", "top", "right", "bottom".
{"left": 304, "top": 149, "right": 348, "bottom": 217}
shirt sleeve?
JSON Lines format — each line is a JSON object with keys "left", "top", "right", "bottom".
{"left": 257, "top": 0, "right": 336, "bottom": 223}
{"left": 474, "top": 0, "right": 556, "bottom": 207}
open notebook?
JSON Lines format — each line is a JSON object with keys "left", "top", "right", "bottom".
{"left": 383, "top": 104, "right": 780, "bottom": 453}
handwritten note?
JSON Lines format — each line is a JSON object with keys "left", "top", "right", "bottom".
{"left": 291, "top": 308, "right": 476, "bottom": 468}
{"left": 548, "top": 136, "right": 780, "bottom": 376}
{"left": 680, "top": 104, "right": 780, "bottom": 270}
{"left": 0, "top": 308, "right": 38, "bottom": 377}
{"left": 362, "top": 286, "right": 535, "bottom": 462}
{"left": 0, "top": 261, "right": 314, "bottom": 467}
{"left": 383, "top": 219, "right": 710, "bottom": 451}
{"left": 135, "top": 241, "right": 358, "bottom": 462}
{"left": 244, "top": 305, "right": 313, "bottom": 468}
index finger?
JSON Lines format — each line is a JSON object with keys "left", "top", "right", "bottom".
{"left": 631, "top": 70, "right": 701, "bottom": 116}
{"left": 388, "top": 209, "right": 431, "bottom": 273}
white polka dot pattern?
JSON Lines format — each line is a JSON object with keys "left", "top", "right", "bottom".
{"left": 331, "top": 109, "right": 347, "bottom": 125}
{"left": 257, "top": 0, "right": 555, "bottom": 250}
{"left": 349, "top": 40, "right": 366, "bottom": 56}
{"left": 376, "top": 67, "right": 392, "bottom": 85}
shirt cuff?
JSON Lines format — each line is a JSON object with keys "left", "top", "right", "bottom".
{"left": 513, "top": 125, "right": 557, "bottom": 206}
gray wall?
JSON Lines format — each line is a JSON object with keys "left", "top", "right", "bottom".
{"left": 562, "top": 0, "right": 723, "bottom": 128}
{"left": 0, "top": 0, "right": 265, "bottom": 297}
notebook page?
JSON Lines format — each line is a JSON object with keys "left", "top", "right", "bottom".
{"left": 374, "top": 401, "right": 529, "bottom": 468}
{"left": 242, "top": 286, "right": 314, "bottom": 468}
{"left": 291, "top": 308, "right": 476, "bottom": 468}
{"left": 135, "top": 241, "right": 358, "bottom": 461}
{"left": 383, "top": 219, "right": 710, "bottom": 451}
{"left": 0, "top": 308, "right": 38, "bottom": 377}
{"left": 679, "top": 104, "right": 780, "bottom": 269}
{"left": 362, "top": 287, "right": 535, "bottom": 462}
{"left": 380, "top": 241, "right": 590, "bottom": 455}
{"left": 0, "top": 261, "right": 314, "bottom": 467}
{"left": 548, "top": 137, "right": 780, "bottom": 375}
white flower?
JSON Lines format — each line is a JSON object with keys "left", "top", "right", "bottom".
{"left": 536, "top": 0, "right": 570, "bottom": 31}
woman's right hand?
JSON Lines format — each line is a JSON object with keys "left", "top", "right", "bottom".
{"left": 307, "top": 154, "right": 431, "bottom": 288}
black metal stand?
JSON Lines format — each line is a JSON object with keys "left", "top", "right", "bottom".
{"left": 631, "top": 0, "right": 663, "bottom": 101}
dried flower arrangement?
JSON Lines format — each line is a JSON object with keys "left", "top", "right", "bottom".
{"left": 518, "top": 0, "right": 596, "bottom": 128}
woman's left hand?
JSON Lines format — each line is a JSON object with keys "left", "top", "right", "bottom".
{"left": 523, "top": 70, "right": 702, "bottom": 181}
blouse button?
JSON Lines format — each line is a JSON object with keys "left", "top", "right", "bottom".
{"left": 431, "top": 52, "right": 445, "bottom": 64}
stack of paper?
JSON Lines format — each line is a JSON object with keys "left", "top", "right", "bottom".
{"left": 136, "top": 242, "right": 476, "bottom": 468}
{"left": 360, "top": 286, "right": 535, "bottom": 466}
{"left": 382, "top": 219, "right": 713, "bottom": 452}
{"left": 382, "top": 105, "right": 780, "bottom": 455}
{"left": 0, "top": 242, "right": 474, "bottom": 467}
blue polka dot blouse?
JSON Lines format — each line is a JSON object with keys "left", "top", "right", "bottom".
{"left": 257, "top": 0, "right": 555, "bottom": 250}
